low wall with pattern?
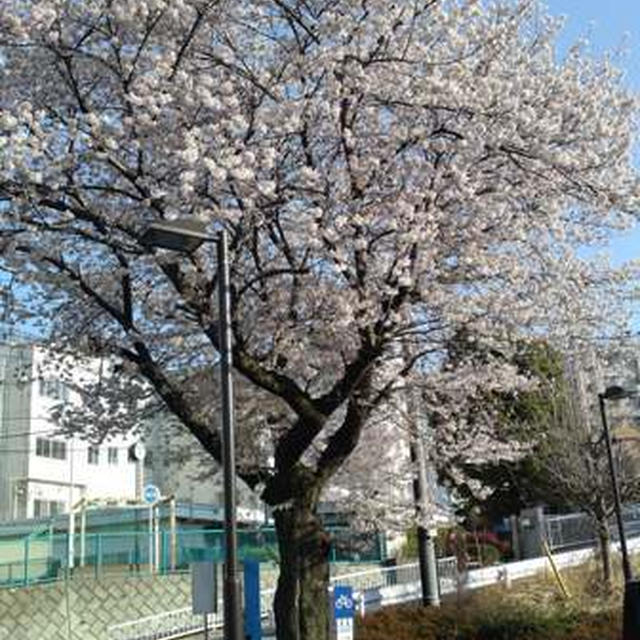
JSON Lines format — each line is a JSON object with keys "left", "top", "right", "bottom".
{"left": 0, "top": 572, "right": 191, "bottom": 640}
{"left": 0, "top": 561, "right": 380, "bottom": 640}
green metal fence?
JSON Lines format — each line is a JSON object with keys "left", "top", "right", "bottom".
{"left": 0, "top": 527, "right": 385, "bottom": 588}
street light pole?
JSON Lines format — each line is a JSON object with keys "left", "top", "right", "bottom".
{"left": 598, "top": 385, "right": 640, "bottom": 640}
{"left": 598, "top": 393, "right": 632, "bottom": 582}
{"left": 141, "top": 220, "right": 242, "bottom": 640}
{"left": 217, "top": 230, "right": 242, "bottom": 640}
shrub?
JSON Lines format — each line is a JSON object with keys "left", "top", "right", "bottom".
{"left": 356, "top": 598, "right": 621, "bottom": 640}
{"left": 357, "top": 554, "right": 626, "bottom": 639}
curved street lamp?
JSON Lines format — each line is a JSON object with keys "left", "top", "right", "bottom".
{"left": 598, "top": 384, "right": 640, "bottom": 640}
{"left": 141, "top": 219, "right": 242, "bottom": 640}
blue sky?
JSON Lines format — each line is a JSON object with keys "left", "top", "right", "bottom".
{"left": 546, "top": 0, "right": 639, "bottom": 266}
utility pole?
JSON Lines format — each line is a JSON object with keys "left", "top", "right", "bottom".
{"left": 410, "top": 431, "right": 441, "bottom": 606}
{"left": 404, "top": 362, "right": 440, "bottom": 607}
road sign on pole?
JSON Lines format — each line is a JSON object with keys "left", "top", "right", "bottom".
{"left": 333, "top": 585, "right": 355, "bottom": 640}
{"left": 143, "top": 484, "right": 160, "bottom": 504}
{"left": 192, "top": 561, "right": 217, "bottom": 640}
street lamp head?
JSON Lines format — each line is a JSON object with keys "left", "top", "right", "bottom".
{"left": 141, "top": 218, "right": 214, "bottom": 253}
{"left": 602, "top": 385, "right": 638, "bottom": 401}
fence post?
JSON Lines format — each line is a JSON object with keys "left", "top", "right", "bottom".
{"left": 169, "top": 497, "right": 177, "bottom": 571}
{"left": 93, "top": 534, "right": 98, "bottom": 580}
{"left": 134, "top": 529, "right": 140, "bottom": 568}
{"left": 148, "top": 504, "right": 154, "bottom": 575}
{"left": 96, "top": 534, "right": 102, "bottom": 580}
{"left": 162, "top": 531, "right": 169, "bottom": 574}
{"left": 175, "top": 529, "right": 180, "bottom": 570}
{"left": 23, "top": 537, "right": 30, "bottom": 586}
{"left": 377, "top": 532, "right": 387, "bottom": 561}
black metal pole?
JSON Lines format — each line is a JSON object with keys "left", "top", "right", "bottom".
{"left": 600, "top": 393, "right": 640, "bottom": 640}
{"left": 409, "top": 435, "right": 440, "bottom": 607}
{"left": 218, "top": 229, "right": 242, "bottom": 640}
{"left": 599, "top": 394, "right": 632, "bottom": 582}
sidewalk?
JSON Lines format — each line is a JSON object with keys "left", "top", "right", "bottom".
{"left": 187, "top": 633, "right": 275, "bottom": 639}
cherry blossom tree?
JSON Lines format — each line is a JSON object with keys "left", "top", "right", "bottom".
{"left": 0, "top": 1, "right": 638, "bottom": 638}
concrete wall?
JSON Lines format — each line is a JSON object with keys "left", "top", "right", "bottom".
{"left": 0, "top": 561, "right": 383, "bottom": 640}
{"left": 0, "top": 572, "right": 191, "bottom": 640}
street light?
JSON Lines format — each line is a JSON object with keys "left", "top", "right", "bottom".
{"left": 598, "top": 384, "right": 640, "bottom": 640}
{"left": 141, "top": 219, "right": 242, "bottom": 640}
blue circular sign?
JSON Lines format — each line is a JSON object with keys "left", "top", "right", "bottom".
{"left": 143, "top": 484, "right": 160, "bottom": 504}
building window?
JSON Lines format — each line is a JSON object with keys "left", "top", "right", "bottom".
{"left": 51, "top": 441, "right": 66, "bottom": 459}
{"left": 88, "top": 445, "right": 100, "bottom": 465}
{"left": 108, "top": 447, "right": 118, "bottom": 466}
{"left": 35, "top": 437, "right": 67, "bottom": 460}
{"left": 34, "top": 499, "right": 66, "bottom": 518}
{"left": 33, "top": 499, "right": 45, "bottom": 518}
{"left": 49, "top": 500, "right": 64, "bottom": 516}
{"left": 39, "top": 377, "right": 69, "bottom": 402}
{"left": 35, "top": 438, "right": 46, "bottom": 456}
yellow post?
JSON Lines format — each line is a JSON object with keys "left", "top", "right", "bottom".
{"left": 541, "top": 538, "right": 570, "bottom": 599}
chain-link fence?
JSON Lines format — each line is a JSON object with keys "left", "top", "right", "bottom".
{"left": 545, "top": 504, "right": 640, "bottom": 552}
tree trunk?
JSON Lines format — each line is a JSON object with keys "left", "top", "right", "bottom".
{"left": 273, "top": 509, "right": 300, "bottom": 640}
{"left": 597, "top": 516, "right": 612, "bottom": 589}
{"left": 273, "top": 499, "right": 331, "bottom": 640}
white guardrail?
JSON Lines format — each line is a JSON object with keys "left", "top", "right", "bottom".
{"left": 108, "top": 536, "right": 640, "bottom": 640}
{"left": 107, "top": 583, "right": 276, "bottom": 640}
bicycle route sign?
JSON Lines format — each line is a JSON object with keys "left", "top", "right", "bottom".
{"left": 333, "top": 585, "right": 354, "bottom": 640}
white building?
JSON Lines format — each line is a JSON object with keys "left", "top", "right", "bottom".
{"left": 144, "top": 416, "right": 265, "bottom": 522}
{"left": 0, "top": 344, "right": 138, "bottom": 522}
